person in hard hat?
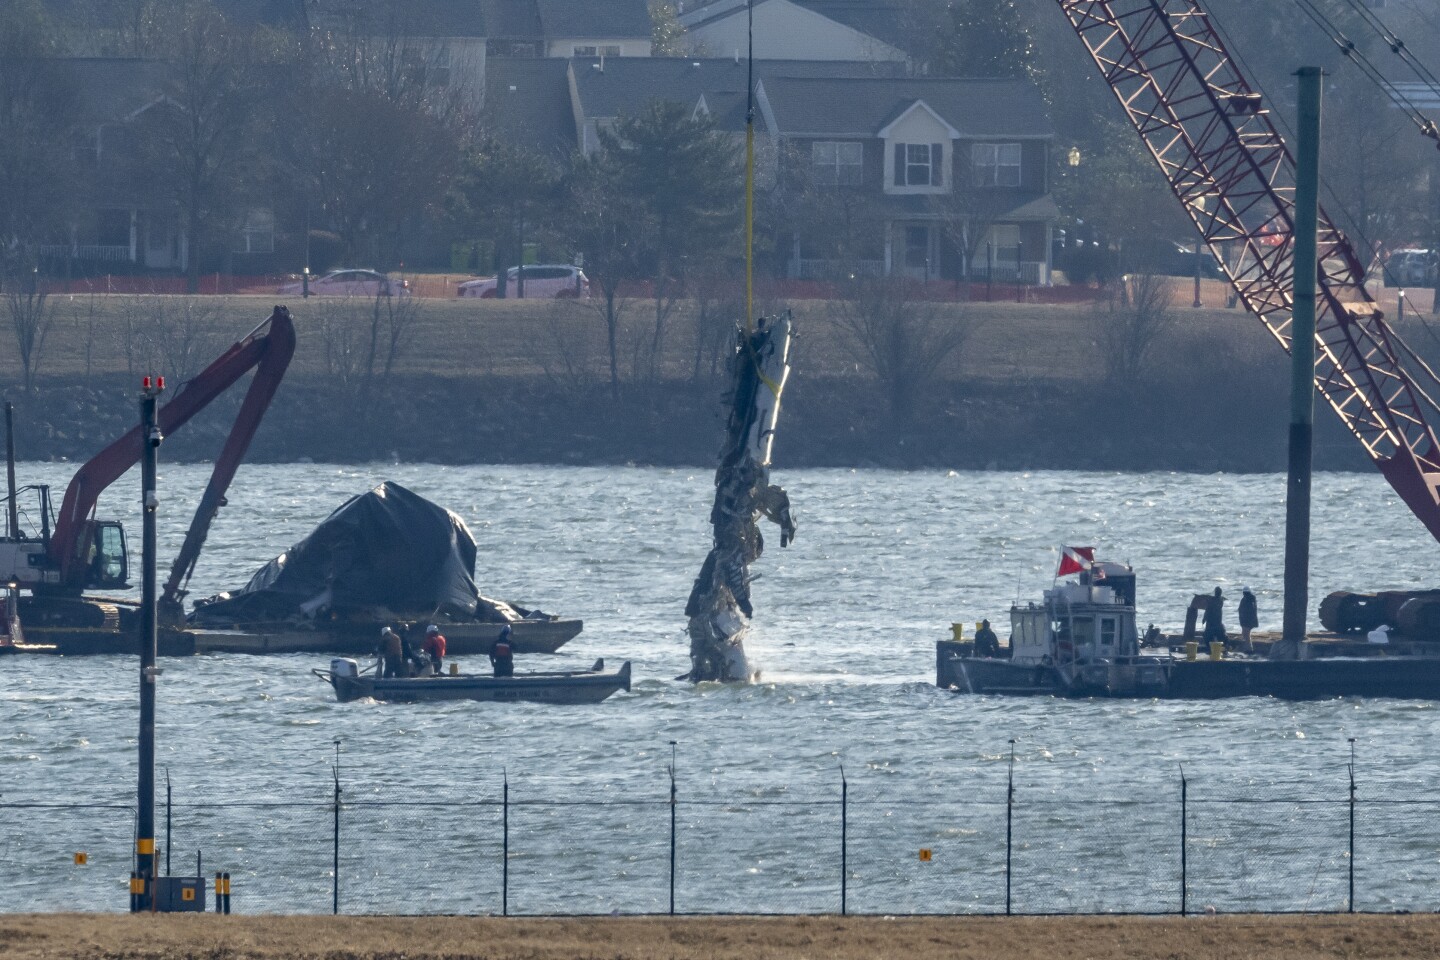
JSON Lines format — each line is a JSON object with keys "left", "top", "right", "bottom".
{"left": 1202, "top": 587, "right": 1228, "bottom": 646}
{"left": 490, "top": 623, "right": 514, "bottom": 678}
{"left": 379, "top": 626, "right": 404, "bottom": 678}
{"left": 422, "top": 624, "right": 447, "bottom": 676}
{"left": 1238, "top": 588, "right": 1259, "bottom": 652}
{"left": 973, "top": 619, "right": 1000, "bottom": 658}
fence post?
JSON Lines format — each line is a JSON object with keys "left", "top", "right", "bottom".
{"left": 1005, "top": 739, "right": 1014, "bottom": 916}
{"left": 332, "top": 742, "right": 341, "bottom": 916}
{"left": 1348, "top": 738, "right": 1356, "bottom": 913}
{"left": 1179, "top": 765, "right": 1187, "bottom": 917}
{"left": 669, "top": 742, "right": 677, "bottom": 916}
{"left": 840, "top": 765, "right": 848, "bottom": 917}
{"left": 502, "top": 772, "right": 509, "bottom": 917}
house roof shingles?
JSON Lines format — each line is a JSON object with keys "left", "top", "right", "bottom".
{"left": 570, "top": 56, "right": 905, "bottom": 120}
{"left": 536, "top": 0, "right": 651, "bottom": 39}
{"left": 760, "top": 76, "right": 1054, "bottom": 138}
{"left": 483, "top": 57, "right": 578, "bottom": 157}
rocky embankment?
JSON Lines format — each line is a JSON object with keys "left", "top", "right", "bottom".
{"left": 1, "top": 369, "right": 1372, "bottom": 473}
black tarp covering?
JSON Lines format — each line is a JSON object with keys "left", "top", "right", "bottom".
{"left": 191, "top": 481, "right": 479, "bottom": 623}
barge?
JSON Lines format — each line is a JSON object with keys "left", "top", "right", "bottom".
{"left": 937, "top": 557, "right": 1440, "bottom": 700}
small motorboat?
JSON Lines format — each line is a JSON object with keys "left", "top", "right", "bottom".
{"left": 314, "top": 657, "right": 631, "bottom": 705}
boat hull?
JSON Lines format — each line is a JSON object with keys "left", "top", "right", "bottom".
{"left": 193, "top": 618, "right": 582, "bottom": 656}
{"left": 937, "top": 641, "right": 1440, "bottom": 700}
{"left": 326, "top": 661, "right": 631, "bottom": 705}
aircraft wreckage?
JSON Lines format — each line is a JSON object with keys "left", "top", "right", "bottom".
{"left": 684, "top": 313, "right": 797, "bottom": 683}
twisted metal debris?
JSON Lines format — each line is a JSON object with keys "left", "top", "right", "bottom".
{"left": 685, "top": 313, "right": 796, "bottom": 683}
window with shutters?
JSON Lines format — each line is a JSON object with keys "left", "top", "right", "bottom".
{"left": 890, "top": 142, "right": 945, "bottom": 191}
{"left": 972, "top": 142, "right": 1022, "bottom": 187}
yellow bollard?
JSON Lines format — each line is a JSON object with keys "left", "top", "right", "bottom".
{"left": 1185, "top": 641, "right": 1198, "bottom": 662}
{"left": 951, "top": 623, "right": 964, "bottom": 642}
{"left": 449, "top": 662, "right": 459, "bottom": 675}
{"left": 1210, "top": 641, "right": 1225, "bottom": 661}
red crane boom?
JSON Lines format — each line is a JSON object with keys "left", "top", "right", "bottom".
{"left": 1055, "top": 0, "right": 1440, "bottom": 542}
{"left": 49, "top": 305, "right": 296, "bottom": 594}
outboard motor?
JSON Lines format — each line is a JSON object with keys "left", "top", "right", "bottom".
{"left": 331, "top": 657, "right": 359, "bottom": 680}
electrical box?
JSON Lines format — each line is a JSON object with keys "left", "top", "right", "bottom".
{"left": 153, "top": 876, "right": 206, "bottom": 912}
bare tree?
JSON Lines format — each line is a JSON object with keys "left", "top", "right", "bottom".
{"left": 1092, "top": 270, "right": 1176, "bottom": 385}
{"left": 364, "top": 290, "right": 422, "bottom": 381}
{"left": 7, "top": 280, "right": 52, "bottom": 393}
{"left": 834, "top": 277, "right": 981, "bottom": 422}
{"left": 152, "top": 297, "right": 221, "bottom": 385}
{"left": 312, "top": 299, "right": 364, "bottom": 388}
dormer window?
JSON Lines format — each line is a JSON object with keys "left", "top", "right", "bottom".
{"left": 893, "top": 143, "right": 943, "bottom": 187}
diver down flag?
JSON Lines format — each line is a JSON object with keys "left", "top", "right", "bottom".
{"left": 1057, "top": 545, "right": 1095, "bottom": 578}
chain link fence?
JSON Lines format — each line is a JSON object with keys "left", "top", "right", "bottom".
{"left": 1, "top": 764, "right": 1432, "bottom": 916}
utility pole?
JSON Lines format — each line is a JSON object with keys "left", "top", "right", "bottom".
{"left": 1277, "top": 67, "right": 1323, "bottom": 662}
{"left": 133, "top": 375, "right": 165, "bottom": 910}
{"left": 4, "top": 402, "right": 18, "bottom": 539}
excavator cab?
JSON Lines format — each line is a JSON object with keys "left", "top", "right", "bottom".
{"left": 88, "top": 521, "right": 128, "bottom": 590}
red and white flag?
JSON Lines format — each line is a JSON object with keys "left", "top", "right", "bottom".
{"left": 1056, "top": 545, "right": 1095, "bottom": 578}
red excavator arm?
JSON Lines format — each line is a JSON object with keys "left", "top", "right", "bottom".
{"left": 48, "top": 305, "right": 296, "bottom": 596}
{"left": 1054, "top": 0, "right": 1440, "bottom": 543}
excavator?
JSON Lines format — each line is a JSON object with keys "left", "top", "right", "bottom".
{"left": 1049, "top": 0, "right": 1440, "bottom": 644}
{"left": 1, "top": 305, "right": 295, "bottom": 651}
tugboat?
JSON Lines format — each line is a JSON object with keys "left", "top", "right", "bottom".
{"left": 937, "top": 556, "right": 1170, "bottom": 697}
{"left": 937, "top": 549, "right": 1440, "bottom": 700}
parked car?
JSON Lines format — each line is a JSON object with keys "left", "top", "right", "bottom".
{"left": 1384, "top": 249, "right": 1437, "bottom": 287}
{"left": 276, "top": 269, "right": 411, "bottom": 298}
{"left": 458, "top": 264, "right": 589, "bottom": 299}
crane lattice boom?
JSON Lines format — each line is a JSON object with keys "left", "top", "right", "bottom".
{"left": 1057, "top": 0, "right": 1440, "bottom": 541}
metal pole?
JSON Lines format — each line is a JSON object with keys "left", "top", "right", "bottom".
{"left": 502, "top": 772, "right": 509, "bottom": 917}
{"left": 1277, "top": 67, "right": 1323, "bottom": 662}
{"left": 744, "top": 0, "right": 755, "bottom": 330}
{"left": 332, "top": 739, "right": 341, "bottom": 916}
{"left": 1015, "top": 241, "right": 1024, "bottom": 302}
{"left": 133, "top": 376, "right": 163, "bottom": 911}
{"left": 1193, "top": 238, "right": 1203, "bottom": 308}
{"left": 4, "top": 401, "right": 17, "bottom": 539}
{"left": 165, "top": 768, "right": 171, "bottom": 877}
{"left": 1180, "top": 766, "right": 1187, "bottom": 917}
{"left": 669, "top": 740, "right": 677, "bottom": 916}
{"left": 840, "top": 765, "right": 848, "bottom": 917}
{"left": 1348, "top": 737, "right": 1356, "bottom": 913}
{"left": 986, "top": 242, "right": 994, "bottom": 302}
{"left": 1005, "top": 739, "right": 1014, "bottom": 916}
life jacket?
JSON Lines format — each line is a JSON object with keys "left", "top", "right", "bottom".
{"left": 493, "top": 641, "right": 512, "bottom": 658}
{"left": 424, "top": 634, "right": 446, "bottom": 657}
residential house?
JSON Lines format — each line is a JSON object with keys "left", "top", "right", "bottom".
{"left": 678, "top": 0, "right": 912, "bottom": 65}
{"left": 40, "top": 59, "right": 194, "bottom": 272}
{"left": 484, "top": 57, "right": 580, "bottom": 158}
{"left": 755, "top": 76, "right": 1058, "bottom": 282}
{"left": 482, "top": 0, "right": 653, "bottom": 58}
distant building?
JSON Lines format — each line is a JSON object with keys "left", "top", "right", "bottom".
{"left": 482, "top": 0, "right": 653, "bottom": 58}
{"left": 756, "top": 76, "right": 1057, "bottom": 282}
{"left": 678, "top": 0, "right": 912, "bottom": 64}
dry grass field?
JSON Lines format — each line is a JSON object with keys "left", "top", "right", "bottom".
{"left": 3, "top": 287, "right": 1281, "bottom": 387}
{"left": 1, "top": 912, "right": 1437, "bottom": 960}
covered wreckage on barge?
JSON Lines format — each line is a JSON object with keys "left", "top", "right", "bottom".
{"left": 188, "top": 482, "right": 581, "bottom": 656}
{"left": 936, "top": 555, "right": 1440, "bottom": 700}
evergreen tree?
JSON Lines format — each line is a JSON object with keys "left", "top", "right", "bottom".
{"left": 929, "top": 0, "right": 1032, "bottom": 79}
{"left": 649, "top": 1, "right": 687, "bottom": 56}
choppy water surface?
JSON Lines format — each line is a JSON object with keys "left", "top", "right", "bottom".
{"left": 3, "top": 464, "right": 1439, "bottom": 913}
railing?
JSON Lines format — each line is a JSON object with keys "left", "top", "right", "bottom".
{"left": 35, "top": 244, "right": 132, "bottom": 262}
{"left": 0, "top": 761, "right": 1426, "bottom": 916}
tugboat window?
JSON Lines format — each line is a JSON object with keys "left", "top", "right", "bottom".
{"left": 1099, "top": 617, "right": 1117, "bottom": 649}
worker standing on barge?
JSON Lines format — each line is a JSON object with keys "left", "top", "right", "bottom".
{"left": 974, "top": 619, "right": 1001, "bottom": 658}
{"left": 1238, "top": 588, "right": 1258, "bottom": 652}
{"left": 1202, "top": 587, "right": 1228, "bottom": 647}
{"left": 491, "top": 624, "right": 514, "bottom": 678}
{"left": 423, "top": 624, "right": 447, "bottom": 675}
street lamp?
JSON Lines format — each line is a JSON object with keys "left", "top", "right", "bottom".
{"left": 302, "top": 265, "right": 310, "bottom": 299}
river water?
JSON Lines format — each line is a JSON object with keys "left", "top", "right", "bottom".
{"left": 4, "top": 463, "right": 1440, "bottom": 915}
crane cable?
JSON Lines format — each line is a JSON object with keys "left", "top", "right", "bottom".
{"left": 1336, "top": 0, "right": 1440, "bottom": 108}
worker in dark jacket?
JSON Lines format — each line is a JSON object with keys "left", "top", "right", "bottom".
{"left": 1202, "top": 587, "right": 1227, "bottom": 645}
{"left": 1238, "top": 588, "right": 1259, "bottom": 652}
{"left": 379, "top": 626, "right": 404, "bottom": 678}
{"left": 974, "top": 619, "right": 1001, "bottom": 658}
{"left": 490, "top": 623, "right": 514, "bottom": 678}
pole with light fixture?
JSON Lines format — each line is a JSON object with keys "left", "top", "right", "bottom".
{"left": 132, "top": 375, "right": 165, "bottom": 911}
